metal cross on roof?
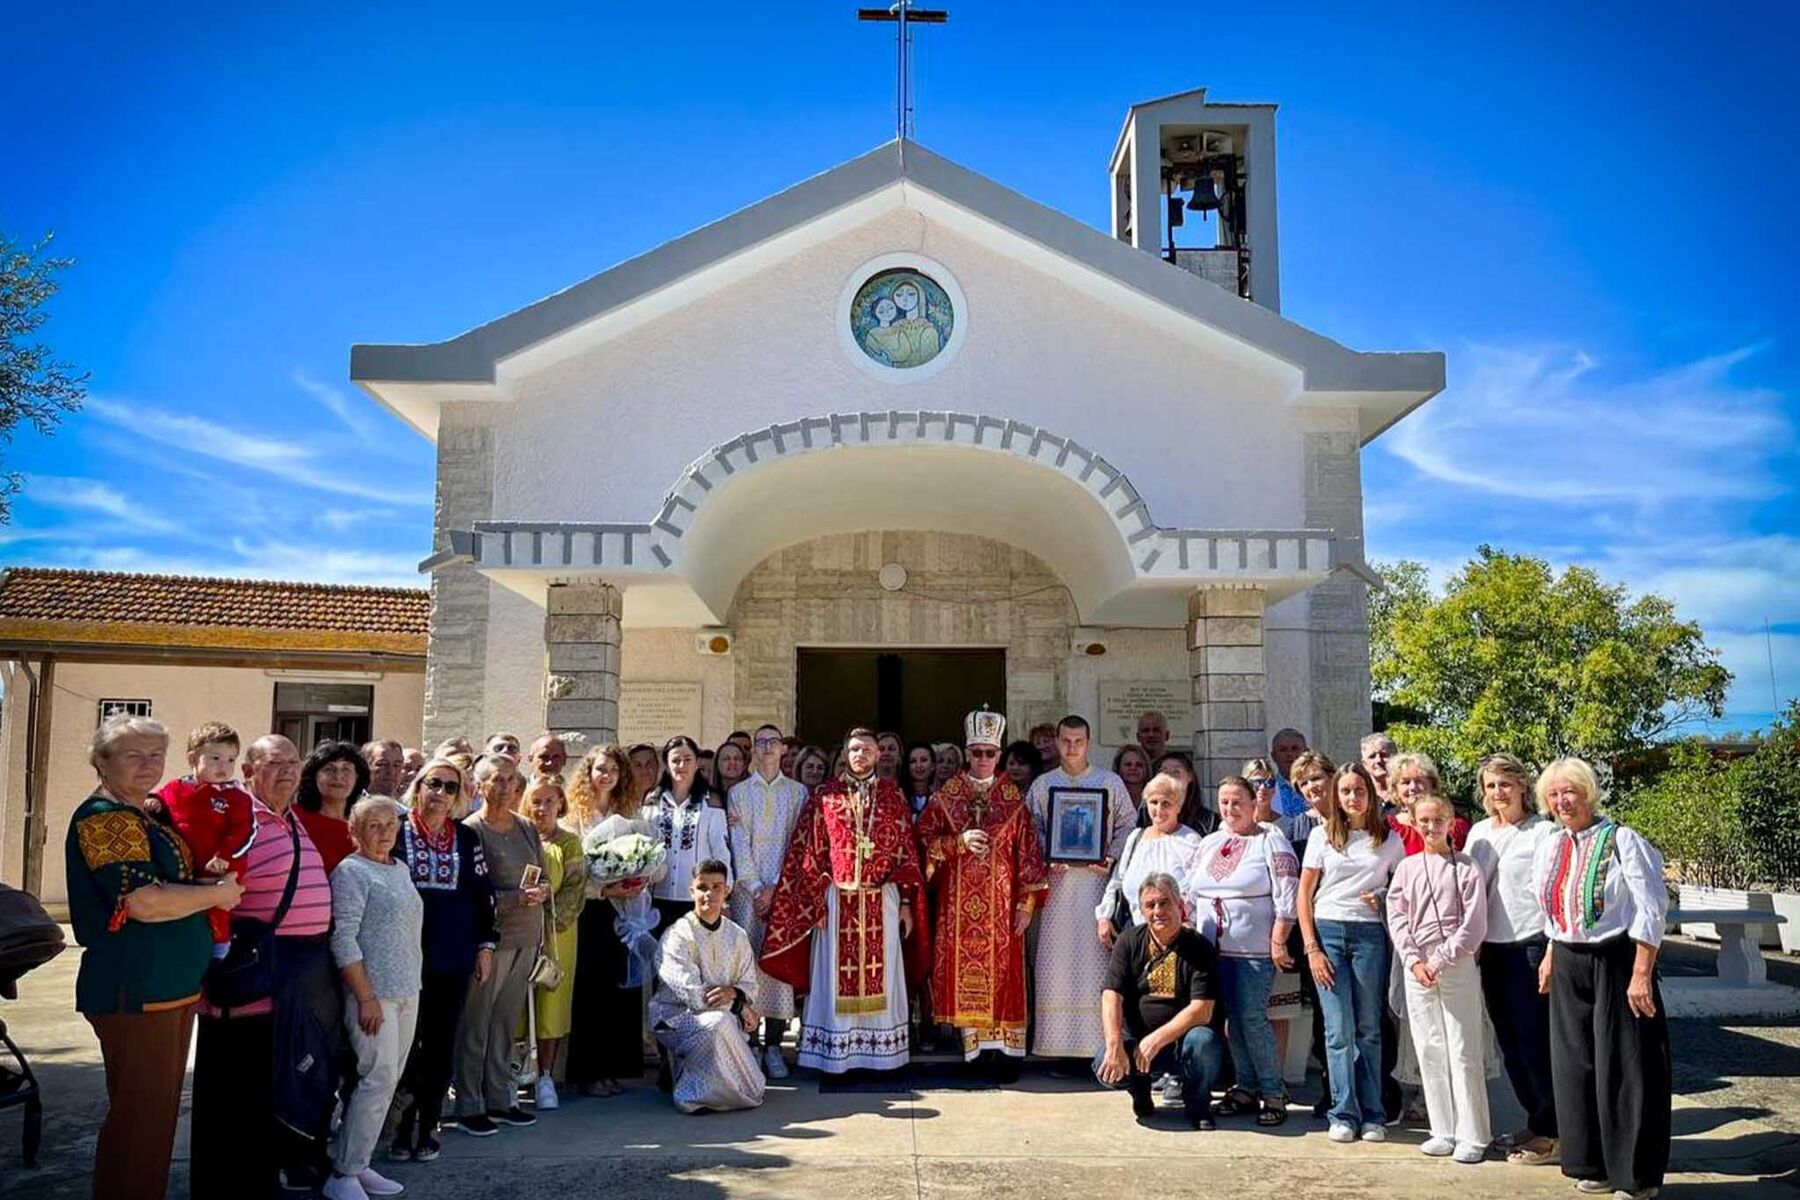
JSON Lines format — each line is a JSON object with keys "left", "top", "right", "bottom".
{"left": 857, "top": 2, "right": 949, "bottom": 142}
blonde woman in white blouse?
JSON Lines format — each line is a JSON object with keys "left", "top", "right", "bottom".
{"left": 1464, "top": 753, "right": 1557, "bottom": 1166}
{"left": 1531, "top": 757, "right": 1670, "bottom": 1200}
{"left": 1095, "top": 772, "right": 1204, "bottom": 946}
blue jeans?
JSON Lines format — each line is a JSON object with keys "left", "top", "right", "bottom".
{"left": 1219, "top": 956, "right": 1283, "bottom": 1097}
{"left": 1107, "top": 1025, "right": 1223, "bottom": 1120}
{"left": 1315, "top": 919, "right": 1390, "bottom": 1127}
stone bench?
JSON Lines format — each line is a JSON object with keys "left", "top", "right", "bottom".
{"left": 1668, "top": 907, "right": 1787, "bottom": 987}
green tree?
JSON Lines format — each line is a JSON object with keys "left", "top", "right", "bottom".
{"left": 1370, "top": 546, "right": 1730, "bottom": 796}
{"left": 0, "top": 230, "right": 86, "bottom": 521}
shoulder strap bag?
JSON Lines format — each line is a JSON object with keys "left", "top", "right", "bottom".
{"left": 203, "top": 813, "right": 302, "bottom": 1011}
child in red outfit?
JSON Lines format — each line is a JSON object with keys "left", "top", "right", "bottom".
{"left": 155, "top": 720, "right": 257, "bottom": 955}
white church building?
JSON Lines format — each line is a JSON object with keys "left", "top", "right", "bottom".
{"left": 351, "top": 88, "right": 1443, "bottom": 782}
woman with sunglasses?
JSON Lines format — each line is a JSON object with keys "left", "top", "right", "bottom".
{"left": 389, "top": 758, "right": 497, "bottom": 1163}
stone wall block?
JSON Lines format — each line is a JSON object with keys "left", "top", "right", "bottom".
{"left": 1206, "top": 645, "right": 1265, "bottom": 676}
{"left": 1200, "top": 701, "right": 1264, "bottom": 732}
{"left": 545, "top": 613, "right": 623, "bottom": 647}
{"left": 1205, "top": 730, "right": 1267, "bottom": 761}
{"left": 1205, "top": 673, "right": 1264, "bottom": 703}
{"left": 548, "top": 642, "right": 620, "bottom": 675}
{"left": 547, "top": 583, "right": 624, "bottom": 617}
{"left": 545, "top": 698, "right": 619, "bottom": 729}
{"left": 546, "top": 672, "right": 616, "bottom": 702}
{"left": 1204, "top": 616, "right": 1262, "bottom": 647}
{"left": 1204, "top": 589, "right": 1265, "bottom": 618}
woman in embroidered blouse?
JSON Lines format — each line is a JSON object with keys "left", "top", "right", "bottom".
{"left": 390, "top": 758, "right": 496, "bottom": 1163}
{"left": 67, "top": 715, "right": 244, "bottom": 1200}
{"left": 523, "top": 775, "right": 587, "bottom": 1111}
{"left": 644, "top": 736, "right": 732, "bottom": 930}
{"left": 1532, "top": 757, "right": 1670, "bottom": 1200}
{"left": 1186, "top": 775, "right": 1298, "bottom": 1125}
{"left": 1465, "top": 753, "right": 1558, "bottom": 1166}
{"left": 564, "top": 743, "right": 661, "bottom": 1097}
{"left": 1385, "top": 795, "right": 1490, "bottom": 1164}
{"left": 1096, "top": 772, "right": 1205, "bottom": 946}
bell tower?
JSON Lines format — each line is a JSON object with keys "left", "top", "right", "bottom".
{"left": 1110, "top": 88, "right": 1281, "bottom": 312}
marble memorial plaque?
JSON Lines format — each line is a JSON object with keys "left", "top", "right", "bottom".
{"left": 1098, "top": 680, "right": 1194, "bottom": 748}
{"left": 619, "top": 682, "right": 704, "bottom": 745}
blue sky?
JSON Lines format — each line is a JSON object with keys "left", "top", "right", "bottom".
{"left": 3, "top": 2, "right": 1795, "bottom": 733}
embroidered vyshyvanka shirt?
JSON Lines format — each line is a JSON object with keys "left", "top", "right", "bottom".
{"left": 1530, "top": 819, "right": 1667, "bottom": 948}
{"left": 1184, "top": 826, "right": 1300, "bottom": 959}
{"left": 645, "top": 789, "right": 732, "bottom": 902}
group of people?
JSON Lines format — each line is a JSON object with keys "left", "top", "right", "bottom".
{"left": 65, "top": 704, "right": 1674, "bottom": 1200}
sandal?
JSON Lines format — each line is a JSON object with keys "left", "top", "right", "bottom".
{"left": 1216, "top": 1087, "right": 1257, "bottom": 1117}
{"left": 1507, "top": 1137, "right": 1558, "bottom": 1165}
{"left": 1257, "top": 1096, "right": 1290, "bottom": 1126}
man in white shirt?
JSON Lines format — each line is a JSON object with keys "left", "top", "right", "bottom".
{"left": 726, "top": 724, "right": 809, "bottom": 1079}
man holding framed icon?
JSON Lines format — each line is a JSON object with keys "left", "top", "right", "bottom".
{"left": 1026, "top": 715, "right": 1137, "bottom": 1061}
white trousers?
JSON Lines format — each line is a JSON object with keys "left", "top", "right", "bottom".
{"left": 335, "top": 994, "right": 420, "bottom": 1175}
{"left": 1403, "top": 957, "right": 1490, "bottom": 1147}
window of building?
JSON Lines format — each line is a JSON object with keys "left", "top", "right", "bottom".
{"left": 272, "top": 682, "right": 373, "bottom": 751}
{"left": 97, "top": 698, "right": 153, "bottom": 725}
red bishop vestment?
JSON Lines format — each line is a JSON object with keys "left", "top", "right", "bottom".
{"left": 914, "top": 772, "right": 1047, "bottom": 1058}
{"left": 760, "top": 774, "right": 929, "bottom": 1014}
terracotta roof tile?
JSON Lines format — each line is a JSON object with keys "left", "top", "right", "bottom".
{"left": 0, "top": 568, "right": 429, "bottom": 655}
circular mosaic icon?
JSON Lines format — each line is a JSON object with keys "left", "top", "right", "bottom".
{"left": 849, "top": 268, "right": 955, "bottom": 371}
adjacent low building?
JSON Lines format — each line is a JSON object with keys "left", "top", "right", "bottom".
{"left": 0, "top": 568, "right": 427, "bottom": 906}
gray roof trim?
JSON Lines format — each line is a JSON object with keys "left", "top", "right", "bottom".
{"left": 353, "top": 139, "right": 1442, "bottom": 402}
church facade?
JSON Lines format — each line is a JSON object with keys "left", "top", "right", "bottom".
{"left": 351, "top": 89, "right": 1443, "bottom": 780}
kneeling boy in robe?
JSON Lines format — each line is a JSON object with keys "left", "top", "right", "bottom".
{"left": 651, "top": 859, "right": 767, "bottom": 1114}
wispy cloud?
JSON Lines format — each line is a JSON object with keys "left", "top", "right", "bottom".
{"left": 65, "top": 538, "right": 425, "bottom": 588}
{"left": 1384, "top": 345, "right": 1790, "bottom": 506}
{"left": 292, "top": 369, "right": 381, "bottom": 441}
{"left": 26, "top": 475, "right": 181, "bottom": 533}
{"left": 85, "top": 397, "right": 430, "bottom": 506}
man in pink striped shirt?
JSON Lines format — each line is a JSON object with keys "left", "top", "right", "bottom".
{"left": 190, "top": 735, "right": 342, "bottom": 1199}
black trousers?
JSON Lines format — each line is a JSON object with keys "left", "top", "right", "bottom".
{"left": 396, "top": 968, "right": 471, "bottom": 1141}
{"left": 1550, "top": 937, "right": 1671, "bottom": 1192}
{"left": 1480, "top": 936, "right": 1558, "bottom": 1137}
{"left": 189, "top": 1014, "right": 316, "bottom": 1200}
{"left": 565, "top": 902, "right": 648, "bottom": 1086}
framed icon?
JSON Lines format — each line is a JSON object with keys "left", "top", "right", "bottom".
{"left": 1046, "top": 786, "right": 1107, "bottom": 864}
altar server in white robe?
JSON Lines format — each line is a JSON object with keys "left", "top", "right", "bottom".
{"left": 727, "top": 723, "right": 809, "bottom": 1079}
{"left": 650, "top": 860, "right": 767, "bottom": 1115}
{"left": 1025, "top": 714, "right": 1136, "bottom": 1059}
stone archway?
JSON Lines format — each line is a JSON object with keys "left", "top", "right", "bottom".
{"left": 726, "top": 530, "right": 1077, "bottom": 738}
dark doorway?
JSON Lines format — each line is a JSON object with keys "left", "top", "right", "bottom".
{"left": 795, "top": 649, "right": 1006, "bottom": 748}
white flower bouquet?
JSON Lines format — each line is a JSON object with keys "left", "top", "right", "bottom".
{"left": 582, "top": 829, "right": 666, "bottom": 886}
{"left": 580, "top": 828, "right": 666, "bottom": 986}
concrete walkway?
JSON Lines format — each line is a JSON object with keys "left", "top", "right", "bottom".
{"left": 3, "top": 936, "right": 1796, "bottom": 1198}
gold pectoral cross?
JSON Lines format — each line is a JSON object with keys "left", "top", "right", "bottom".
{"left": 855, "top": 833, "right": 876, "bottom": 862}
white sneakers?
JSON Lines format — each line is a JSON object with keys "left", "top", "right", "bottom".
{"left": 1421, "top": 1136, "right": 1456, "bottom": 1157}
{"left": 322, "top": 1168, "right": 405, "bottom": 1200}
{"left": 535, "top": 1075, "right": 560, "bottom": 1111}
{"left": 1328, "top": 1122, "right": 1358, "bottom": 1143}
{"left": 763, "top": 1044, "right": 790, "bottom": 1080}
{"left": 1359, "top": 1123, "right": 1386, "bottom": 1142}
{"left": 1452, "top": 1143, "right": 1487, "bottom": 1164}
{"left": 1160, "top": 1075, "right": 1183, "bottom": 1104}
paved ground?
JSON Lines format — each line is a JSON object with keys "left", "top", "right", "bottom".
{"left": 2, "top": 936, "right": 1796, "bottom": 1199}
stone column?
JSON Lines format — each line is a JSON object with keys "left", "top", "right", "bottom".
{"left": 423, "top": 417, "right": 493, "bottom": 747}
{"left": 1188, "top": 587, "right": 1268, "bottom": 788}
{"left": 545, "top": 581, "right": 622, "bottom": 753}
{"left": 1303, "top": 422, "right": 1373, "bottom": 757}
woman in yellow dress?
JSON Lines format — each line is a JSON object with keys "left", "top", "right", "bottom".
{"left": 523, "top": 775, "right": 587, "bottom": 1109}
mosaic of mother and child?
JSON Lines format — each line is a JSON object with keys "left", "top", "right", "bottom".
{"left": 851, "top": 269, "right": 955, "bottom": 369}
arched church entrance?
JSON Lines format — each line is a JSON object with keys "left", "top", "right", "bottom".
{"left": 728, "top": 530, "right": 1077, "bottom": 745}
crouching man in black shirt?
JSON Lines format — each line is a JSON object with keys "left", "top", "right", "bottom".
{"left": 1096, "top": 871, "right": 1224, "bottom": 1129}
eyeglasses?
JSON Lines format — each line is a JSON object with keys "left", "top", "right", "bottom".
{"left": 1251, "top": 778, "right": 1275, "bottom": 789}
{"left": 967, "top": 747, "right": 1000, "bottom": 759}
{"left": 753, "top": 737, "right": 782, "bottom": 748}
{"left": 421, "top": 777, "right": 461, "bottom": 796}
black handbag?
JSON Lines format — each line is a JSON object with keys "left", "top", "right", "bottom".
{"left": 1108, "top": 829, "right": 1142, "bottom": 932}
{"left": 202, "top": 815, "right": 302, "bottom": 1011}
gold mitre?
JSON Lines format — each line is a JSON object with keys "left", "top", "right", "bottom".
{"left": 964, "top": 707, "right": 1006, "bottom": 749}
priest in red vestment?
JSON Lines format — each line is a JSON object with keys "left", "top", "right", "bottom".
{"left": 914, "top": 708, "right": 1047, "bottom": 1077}
{"left": 761, "top": 728, "right": 929, "bottom": 1074}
